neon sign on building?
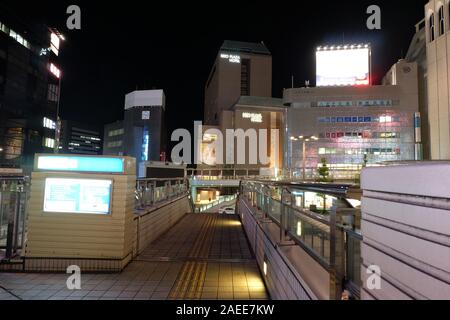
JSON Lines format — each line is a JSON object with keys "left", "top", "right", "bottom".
{"left": 220, "top": 53, "right": 241, "bottom": 63}
{"left": 242, "top": 112, "right": 263, "bottom": 123}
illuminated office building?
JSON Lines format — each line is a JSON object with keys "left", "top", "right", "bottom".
{"left": 204, "top": 40, "right": 272, "bottom": 126}
{"left": 103, "top": 90, "right": 167, "bottom": 167}
{"left": 0, "top": 6, "right": 64, "bottom": 172}
{"left": 284, "top": 58, "right": 420, "bottom": 177}
{"left": 59, "top": 120, "right": 102, "bottom": 155}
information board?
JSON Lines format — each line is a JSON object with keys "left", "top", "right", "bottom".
{"left": 43, "top": 178, "right": 112, "bottom": 215}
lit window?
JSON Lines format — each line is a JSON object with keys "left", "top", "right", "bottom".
{"left": 9, "top": 29, "right": 17, "bottom": 40}
{"left": 50, "top": 33, "right": 60, "bottom": 56}
{"left": 49, "top": 63, "right": 61, "bottom": 79}
{"left": 43, "top": 138, "right": 55, "bottom": 149}
{"left": 108, "top": 128, "right": 124, "bottom": 137}
{"left": 379, "top": 115, "right": 392, "bottom": 123}
{"left": 0, "top": 22, "right": 7, "bottom": 34}
{"left": 43, "top": 117, "right": 56, "bottom": 130}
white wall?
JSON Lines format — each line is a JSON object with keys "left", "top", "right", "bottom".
{"left": 361, "top": 162, "right": 450, "bottom": 299}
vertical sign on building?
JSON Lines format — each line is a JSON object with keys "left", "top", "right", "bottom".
{"left": 414, "top": 112, "right": 423, "bottom": 160}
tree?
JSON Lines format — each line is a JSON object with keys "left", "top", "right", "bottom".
{"left": 317, "top": 158, "right": 330, "bottom": 214}
{"left": 362, "top": 153, "right": 368, "bottom": 168}
{"left": 318, "top": 158, "right": 330, "bottom": 182}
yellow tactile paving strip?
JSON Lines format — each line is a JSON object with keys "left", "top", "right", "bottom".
{"left": 0, "top": 213, "right": 267, "bottom": 300}
{"left": 148, "top": 213, "right": 268, "bottom": 300}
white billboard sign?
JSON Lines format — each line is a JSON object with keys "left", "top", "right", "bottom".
{"left": 316, "top": 46, "right": 370, "bottom": 87}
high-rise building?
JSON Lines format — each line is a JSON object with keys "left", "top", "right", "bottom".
{"left": 59, "top": 120, "right": 103, "bottom": 155}
{"left": 103, "top": 90, "right": 167, "bottom": 168}
{"left": 204, "top": 40, "right": 272, "bottom": 125}
{"left": 424, "top": 0, "right": 450, "bottom": 159}
{"left": 0, "top": 6, "right": 64, "bottom": 172}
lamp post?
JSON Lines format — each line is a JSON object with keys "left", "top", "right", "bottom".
{"left": 290, "top": 135, "right": 319, "bottom": 181}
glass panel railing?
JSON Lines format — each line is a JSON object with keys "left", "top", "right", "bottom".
{"left": 135, "top": 179, "right": 188, "bottom": 210}
{"left": 243, "top": 188, "right": 331, "bottom": 266}
{"left": 286, "top": 208, "right": 330, "bottom": 264}
{"left": 346, "top": 231, "right": 362, "bottom": 288}
{"left": 268, "top": 198, "right": 281, "bottom": 224}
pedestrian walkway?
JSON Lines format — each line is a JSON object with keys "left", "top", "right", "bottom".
{"left": 0, "top": 213, "right": 268, "bottom": 300}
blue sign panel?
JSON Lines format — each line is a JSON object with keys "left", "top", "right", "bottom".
{"left": 37, "top": 156, "right": 124, "bottom": 173}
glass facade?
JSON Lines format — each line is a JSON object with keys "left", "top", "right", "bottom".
{"left": 288, "top": 108, "right": 416, "bottom": 173}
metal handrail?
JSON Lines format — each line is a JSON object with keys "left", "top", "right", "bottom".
{"left": 0, "top": 176, "right": 29, "bottom": 260}
{"left": 240, "top": 181, "right": 361, "bottom": 272}
{"left": 135, "top": 178, "right": 188, "bottom": 211}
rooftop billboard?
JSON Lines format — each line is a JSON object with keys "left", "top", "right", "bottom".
{"left": 316, "top": 45, "right": 371, "bottom": 87}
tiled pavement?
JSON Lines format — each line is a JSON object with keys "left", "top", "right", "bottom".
{"left": 0, "top": 213, "right": 268, "bottom": 300}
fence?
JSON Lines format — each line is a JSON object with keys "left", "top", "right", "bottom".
{"left": 135, "top": 178, "right": 188, "bottom": 210}
{"left": 195, "top": 194, "right": 237, "bottom": 213}
{"left": 0, "top": 176, "right": 29, "bottom": 260}
{"left": 187, "top": 166, "right": 362, "bottom": 182}
{"left": 240, "top": 180, "right": 362, "bottom": 299}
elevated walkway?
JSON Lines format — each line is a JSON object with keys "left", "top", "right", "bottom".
{"left": 0, "top": 213, "right": 267, "bottom": 300}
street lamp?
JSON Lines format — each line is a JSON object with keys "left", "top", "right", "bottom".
{"left": 291, "top": 135, "right": 319, "bottom": 181}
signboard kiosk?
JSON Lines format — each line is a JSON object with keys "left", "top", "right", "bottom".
{"left": 24, "top": 154, "right": 136, "bottom": 272}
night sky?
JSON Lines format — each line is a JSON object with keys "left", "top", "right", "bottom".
{"left": 1, "top": 0, "right": 427, "bottom": 150}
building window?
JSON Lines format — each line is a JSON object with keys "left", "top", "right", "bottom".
{"left": 43, "top": 137, "right": 55, "bottom": 149}
{"left": 241, "top": 59, "right": 250, "bottom": 96}
{"left": 50, "top": 33, "right": 60, "bottom": 56}
{"left": 108, "top": 128, "right": 124, "bottom": 137}
{"left": 48, "top": 84, "right": 59, "bottom": 102}
{"left": 430, "top": 12, "right": 436, "bottom": 41}
{"left": 439, "top": 6, "right": 445, "bottom": 36}
{"left": 0, "top": 22, "right": 31, "bottom": 50}
{"left": 0, "top": 22, "right": 7, "bottom": 34}
{"left": 142, "top": 111, "right": 150, "bottom": 120}
{"left": 43, "top": 117, "right": 56, "bottom": 130}
{"left": 49, "top": 63, "right": 61, "bottom": 79}
{"left": 107, "top": 141, "right": 123, "bottom": 148}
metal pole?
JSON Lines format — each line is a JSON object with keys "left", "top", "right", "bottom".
{"left": 54, "top": 76, "right": 62, "bottom": 154}
{"left": 302, "top": 140, "right": 306, "bottom": 181}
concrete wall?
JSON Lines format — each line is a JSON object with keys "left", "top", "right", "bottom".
{"left": 361, "top": 162, "right": 450, "bottom": 299}
{"left": 132, "top": 195, "right": 192, "bottom": 256}
{"left": 238, "top": 197, "right": 330, "bottom": 300}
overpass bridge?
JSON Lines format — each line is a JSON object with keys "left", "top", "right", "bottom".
{"left": 0, "top": 171, "right": 362, "bottom": 300}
